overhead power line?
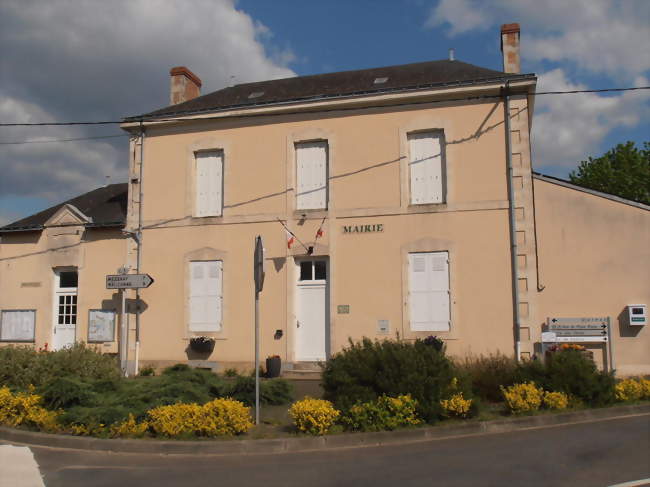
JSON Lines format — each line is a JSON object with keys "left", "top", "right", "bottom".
{"left": 0, "top": 134, "right": 129, "bottom": 145}
{"left": 0, "top": 86, "right": 648, "bottom": 128}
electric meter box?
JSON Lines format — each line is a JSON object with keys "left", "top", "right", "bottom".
{"left": 627, "top": 304, "right": 647, "bottom": 326}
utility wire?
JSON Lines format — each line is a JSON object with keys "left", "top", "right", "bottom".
{"left": 0, "top": 86, "right": 648, "bottom": 127}
{"left": 0, "top": 134, "right": 129, "bottom": 145}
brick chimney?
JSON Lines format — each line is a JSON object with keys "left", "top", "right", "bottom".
{"left": 169, "top": 66, "right": 202, "bottom": 105}
{"left": 500, "top": 23, "right": 520, "bottom": 74}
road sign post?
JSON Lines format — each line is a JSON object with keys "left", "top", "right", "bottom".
{"left": 107, "top": 272, "right": 154, "bottom": 376}
{"left": 253, "top": 236, "right": 265, "bottom": 425}
{"left": 543, "top": 316, "right": 613, "bottom": 372}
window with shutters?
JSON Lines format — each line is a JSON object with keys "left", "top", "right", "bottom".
{"left": 189, "top": 261, "right": 223, "bottom": 332}
{"left": 408, "top": 251, "right": 450, "bottom": 331}
{"left": 408, "top": 131, "right": 445, "bottom": 205}
{"left": 195, "top": 151, "right": 223, "bottom": 217}
{"left": 296, "top": 141, "right": 328, "bottom": 210}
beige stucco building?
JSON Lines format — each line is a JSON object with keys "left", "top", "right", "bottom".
{"left": 2, "top": 24, "right": 648, "bottom": 375}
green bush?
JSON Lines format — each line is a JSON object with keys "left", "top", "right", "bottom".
{"left": 457, "top": 350, "right": 615, "bottom": 407}
{"left": 0, "top": 344, "right": 119, "bottom": 391}
{"left": 40, "top": 377, "right": 96, "bottom": 410}
{"left": 455, "top": 354, "right": 519, "bottom": 402}
{"left": 543, "top": 350, "right": 615, "bottom": 406}
{"left": 224, "top": 375, "right": 293, "bottom": 406}
{"left": 322, "top": 338, "right": 457, "bottom": 422}
{"left": 341, "top": 394, "right": 421, "bottom": 432}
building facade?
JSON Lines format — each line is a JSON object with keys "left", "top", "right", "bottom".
{"left": 2, "top": 25, "right": 648, "bottom": 375}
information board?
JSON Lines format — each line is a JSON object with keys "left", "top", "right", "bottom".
{"left": 88, "top": 309, "right": 116, "bottom": 342}
{"left": 0, "top": 310, "right": 36, "bottom": 342}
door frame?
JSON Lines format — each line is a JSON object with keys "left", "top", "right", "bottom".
{"left": 293, "top": 257, "right": 330, "bottom": 362}
{"left": 52, "top": 268, "right": 78, "bottom": 350}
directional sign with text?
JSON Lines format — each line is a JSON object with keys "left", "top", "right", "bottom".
{"left": 106, "top": 274, "right": 154, "bottom": 289}
{"left": 549, "top": 317, "right": 608, "bottom": 326}
{"left": 554, "top": 329, "right": 608, "bottom": 337}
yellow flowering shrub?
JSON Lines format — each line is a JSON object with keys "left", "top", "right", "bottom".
{"left": 0, "top": 386, "right": 59, "bottom": 432}
{"left": 342, "top": 394, "right": 421, "bottom": 432}
{"left": 615, "top": 378, "right": 644, "bottom": 402}
{"left": 641, "top": 379, "right": 650, "bottom": 399}
{"left": 440, "top": 392, "right": 473, "bottom": 418}
{"left": 289, "top": 397, "right": 340, "bottom": 435}
{"left": 109, "top": 414, "right": 149, "bottom": 438}
{"left": 147, "top": 398, "right": 252, "bottom": 437}
{"left": 542, "top": 391, "right": 569, "bottom": 410}
{"left": 500, "top": 382, "right": 543, "bottom": 414}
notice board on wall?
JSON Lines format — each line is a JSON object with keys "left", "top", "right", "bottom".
{"left": 0, "top": 310, "right": 36, "bottom": 342}
{"left": 88, "top": 310, "right": 116, "bottom": 342}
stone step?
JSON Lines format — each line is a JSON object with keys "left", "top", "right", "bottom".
{"left": 291, "top": 361, "right": 323, "bottom": 371}
{"left": 281, "top": 369, "right": 322, "bottom": 380}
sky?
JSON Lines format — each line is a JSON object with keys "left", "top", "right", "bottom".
{"left": 1, "top": 0, "right": 648, "bottom": 225}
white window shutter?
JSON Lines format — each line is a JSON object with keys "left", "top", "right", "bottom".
{"left": 409, "top": 252, "right": 450, "bottom": 331}
{"left": 189, "top": 261, "right": 222, "bottom": 332}
{"left": 195, "top": 151, "right": 223, "bottom": 216}
{"left": 409, "top": 132, "right": 444, "bottom": 204}
{"left": 296, "top": 141, "right": 327, "bottom": 209}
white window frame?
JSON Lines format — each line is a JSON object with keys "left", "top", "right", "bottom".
{"left": 189, "top": 260, "right": 223, "bottom": 332}
{"left": 54, "top": 269, "right": 78, "bottom": 328}
{"left": 408, "top": 130, "right": 446, "bottom": 205}
{"left": 295, "top": 140, "right": 329, "bottom": 210}
{"left": 194, "top": 150, "right": 224, "bottom": 217}
{"left": 408, "top": 251, "right": 451, "bottom": 331}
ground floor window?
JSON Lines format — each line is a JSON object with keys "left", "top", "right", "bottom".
{"left": 189, "top": 260, "right": 223, "bottom": 332}
{"left": 408, "top": 251, "right": 450, "bottom": 331}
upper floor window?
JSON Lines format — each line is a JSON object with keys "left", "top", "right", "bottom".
{"left": 296, "top": 140, "right": 328, "bottom": 210}
{"left": 195, "top": 150, "right": 223, "bottom": 217}
{"left": 408, "top": 131, "right": 445, "bottom": 205}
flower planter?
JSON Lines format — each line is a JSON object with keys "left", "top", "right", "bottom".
{"left": 189, "top": 337, "right": 215, "bottom": 354}
{"left": 266, "top": 356, "right": 281, "bottom": 378}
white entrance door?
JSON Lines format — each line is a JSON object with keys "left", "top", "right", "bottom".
{"left": 52, "top": 270, "right": 78, "bottom": 350}
{"left": 295, "top": 259, "right": 328, "bottom": 362}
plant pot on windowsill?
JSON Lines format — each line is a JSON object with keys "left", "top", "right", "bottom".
{"left": 189, "top": 336, "right": 215, "bottom": 354}
{"left": 266, "top": 355, "right": 281, "bottom": 378}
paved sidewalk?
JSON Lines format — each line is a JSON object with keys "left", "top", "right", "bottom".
{"left": 0, "top": 445, "right": 45, "bottom": 487}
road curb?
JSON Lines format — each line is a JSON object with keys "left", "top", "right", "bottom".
{"left": 1, "top": 403, "right": 649, "bottom": 456}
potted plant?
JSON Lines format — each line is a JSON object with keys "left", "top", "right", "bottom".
{"left": 189, "top": 336, "right": 215, "bottom": 354}
{"left": 266, "top": 355, "right": 282, "bottom": 378}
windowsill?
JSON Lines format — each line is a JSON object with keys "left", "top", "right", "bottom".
{"left": 406, "top": 202, "right": 448, "bottom": 212}
{"left": 293, "top": 208, "right": 328, "bottom": 218}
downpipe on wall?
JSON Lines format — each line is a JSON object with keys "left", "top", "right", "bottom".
{"left": 503, "top": 81, "right": 522, "bottom": 362}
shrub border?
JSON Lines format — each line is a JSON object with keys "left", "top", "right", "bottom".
{"left": 1, "top": 403, "right": 648, "bottom": 456}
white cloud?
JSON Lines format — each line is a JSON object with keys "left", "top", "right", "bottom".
{"left": 532, "top": 69, "right": 650, "bottom": 168}
{"left": 0, "top": 96, "right": 123, "bottom": 200}
{"left": 0, "top": 0, "right": 295, "bottom": 204}
{"left": 428, "top": 0, "right": 650, "bottom": 80}
{"left": 426, "top": 0, "right": 491, "bottom": 36}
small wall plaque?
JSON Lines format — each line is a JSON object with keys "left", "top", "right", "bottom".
{"left": 378, "top": 319, "right": 390, "bottom": 334}
{"left": 337, "top": 305, "right": 350, "bottom": 314}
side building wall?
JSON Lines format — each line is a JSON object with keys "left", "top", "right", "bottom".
{"left": 0, "top": 228, "right": 127, "bottom": 353}
{"left": 533, "top": 177, "right": 650, "bottom": 375}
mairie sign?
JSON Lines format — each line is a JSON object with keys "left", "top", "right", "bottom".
{"left": 106, "top": 274, "right": 154, "bottom": 289}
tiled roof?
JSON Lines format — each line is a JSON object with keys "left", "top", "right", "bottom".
{"left": 127, "top": 59, "right": 534, "bottom": 121}
{"left": 1, "top": 183, "right": 128, "bottom": 233}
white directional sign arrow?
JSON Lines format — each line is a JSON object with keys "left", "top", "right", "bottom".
{"left": 106, "top": 274, "right": 154, "bottom": 289}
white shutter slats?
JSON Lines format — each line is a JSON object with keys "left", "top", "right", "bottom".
{"left": 195, "top": 151, "right": 223, "bottom": 217}
{"left": 189, "top": 261, "right": 222, "bottom": 332}
{"left": 409, "top": 251, "right": 450, "bottom": 331}
{"left": 296, "top": 141, "right": 327, "bottom": 210}
{"left": 408, "top": 132, "right": 444, "bottom": 205}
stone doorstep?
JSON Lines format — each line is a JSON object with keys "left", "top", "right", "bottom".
{"left": 1, "top": 404, "right": 648, "bottom": 456}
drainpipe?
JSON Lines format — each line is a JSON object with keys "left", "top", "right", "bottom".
{"left": 134, "top": 121, "right": 145, "bottom": 375}
{"left": 503, "top": 81, "right": 522, "bottom": 361}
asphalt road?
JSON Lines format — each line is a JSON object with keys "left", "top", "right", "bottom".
{"left": 5, "top": 414, "right": 650, "bottom": 487}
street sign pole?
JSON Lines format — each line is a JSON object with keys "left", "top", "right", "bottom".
{"left": 606, "top": 317, "right": 615, "bottom": 373}
{"left": 253, "top": 236, "right": 265, "bottom": 426}
{"left": 120, "top": 288, "right": 127, "bottom": 376}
